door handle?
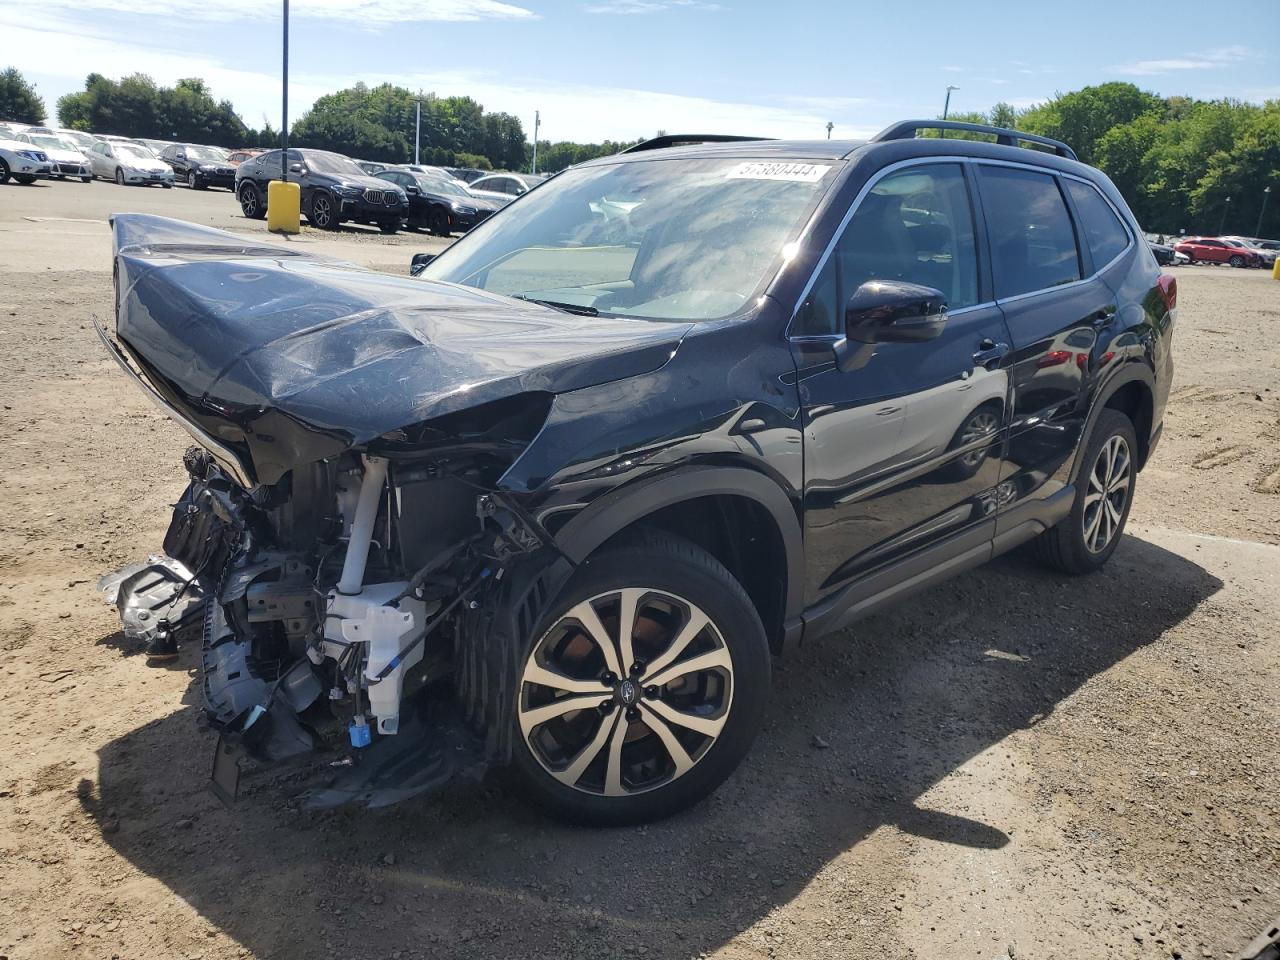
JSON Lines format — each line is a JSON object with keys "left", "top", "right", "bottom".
{"left": 875, "top": 405, "right": 902, "bottom": 416}
{"left": 1091, "top": 308, "right": 1117, "bottom": 327}
{"left": 972, "top": 340, "right": 1010, "bottom": 369}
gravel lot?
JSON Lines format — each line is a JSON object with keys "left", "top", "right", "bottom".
{"left": 1, "top": 177, "right": 1277, "bottom": 960}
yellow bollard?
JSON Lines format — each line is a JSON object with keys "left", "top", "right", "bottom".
{"left": 267, "top": 180, "right": 301, "bottom": 235}
{"left": 1273, "top": 256, "right": 1280, "bottom": 281}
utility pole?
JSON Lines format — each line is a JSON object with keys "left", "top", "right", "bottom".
{"left": 531, "top": 110, "right": 540, "bottom": 174}
{"left": 1256, "top": 186, "right": 1272, "bottom": 238}
{"left": 280, "top": 0, "right": 289, "bottom": 184}
{"left": 1218, "top": 195, "right": 1232, "bottom": 235}
{"left": 414, "top": 99, "right": 421, "bottom": 166}
{"left": 826, "top": 121, "right": 834, "bottom": 140}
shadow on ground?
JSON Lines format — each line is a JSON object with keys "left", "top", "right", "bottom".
{"left": 78, "top": 533, "right": 1221, "bottom": 959}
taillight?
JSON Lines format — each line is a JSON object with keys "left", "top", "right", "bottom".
{"left": 1157, "top": 274, "right": 1177, "bottom": 313}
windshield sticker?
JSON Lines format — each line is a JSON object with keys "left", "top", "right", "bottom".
{"left": 728, "top": 162, "right": 831, "bottom": 183}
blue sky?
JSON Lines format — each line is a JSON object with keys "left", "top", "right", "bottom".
{"left": 4, "top": 0, "right": 1277, "bottom": 142}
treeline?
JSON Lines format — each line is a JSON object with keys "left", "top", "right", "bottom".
{"left": 941, "top": 83, "right": 1279, "bottom": 237}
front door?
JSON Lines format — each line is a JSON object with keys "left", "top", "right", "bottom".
{"left": 792, "top": 161, "right": 1012, "bottom": 607}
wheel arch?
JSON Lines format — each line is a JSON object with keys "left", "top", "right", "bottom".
{"left": 1076, "top": 365, "right": 1156, "bottom": 480}
{"left": 554, "top": 467, "right": 804, "bottom": 654}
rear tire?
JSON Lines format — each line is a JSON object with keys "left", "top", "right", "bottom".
{"left": 509, "top": 533, "right": 770, "bottom": 826}
{"left": 238, "top": 182, "right": 265, "bottom": 219}
{"left": 1031, "top": 408, "right": 1138, "bottom": 574}
{"left": 81, "top": 175, "right": 92, "bottom": 183}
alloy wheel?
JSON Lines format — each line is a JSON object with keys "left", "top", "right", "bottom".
{"left": 958, "top": 410, "right": 1000, "bottom": 468}
{"left": 1083, "top": 434, "right": 1130, "bottom": 553}
{"left": 188, "top": 171, "right": 197, "bottom": 188}
{"left": 240, "top": 186, "right": 258, "bottom": 217}
{"left": 312, "top": 194, "right": 332, "bottom": 228}
{"left": 115, "top": 168, "right": 124, "bottom": 185}
{"left": 518, "top": 588, "right": 734, "bottom": 797}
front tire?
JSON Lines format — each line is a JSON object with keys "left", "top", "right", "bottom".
{"left": 187, "top": 171, "right": 205, "bottom": 190}
{"left": 378, "top": 219, "right": 399, "bottom": 235}
{"left": 308, "top": 191, "right": 338, "bottom": 230}
{"left": 114, "top": 167, "right": 125, "bottom": 186}
{"left": 14, "top": 174, "right": 36, "bottom": 185}
{"left": 0, "top": 159, "right": 9, "bottom": 184}
{"left": 1228, "top": 254, "right": 1245, "bottom": 268}
{"left": 1031, "top": 408, "right": 1138, "bottom": 574}
{"left": 428, "top": 207, "right": 451, "bottom": 237}
{"left": 510, "top": 534, "right": 770, "bottom": 826}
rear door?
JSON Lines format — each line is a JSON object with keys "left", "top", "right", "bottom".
{"left": 976, "top": 163, "right": 1116, "bottom": 533}
{"left": 793, "top": 160, "right": 1013, "bottom": 605}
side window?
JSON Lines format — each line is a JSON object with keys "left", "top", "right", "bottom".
{"left": 979, "top": 166, "right": 1081, "bottom": 298}
{"left": 257, "top": 150, "right": 279, "bottom": 167}
{"left": 793, "top": 163, "right": 978, "bottom": 336}
{"left": 1065, "top": 179, "right": 1130, "bottom": 267}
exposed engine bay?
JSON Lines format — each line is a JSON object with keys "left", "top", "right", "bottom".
{"left": 103, "top": 396, "right": 560, "bottom": 807}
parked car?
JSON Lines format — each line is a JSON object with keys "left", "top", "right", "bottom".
{"left": 1172, "top": 236, "right": 1259, "bottom": 267}
{"left": 356, "top": 160, "right": 388, "bottom": 175}
{"left": 443, "top": 166, "right": 488, "bottom": 184}
{"left": 53, "top": 128, "right": 99, "bottom": 153}
{"left": 160, "top": 143, "right": 236, "bottom": 190}
{"left": 1148, "top": 241, "right": 1189, "bottom": 267}
{"left": 87, "top": 140, "right": 174, "bottom": 186}
{"left": 376, "top": 168, "right": 502, "bottom": 235}
{"left": 98, "top": 119, "right": 1174, "bottom": 825}
{"left": 235, "top": 148, "right": 408, "bottom": 233}
{"left": 15, "top": 132, "right": 91, "bottom": 181}
{"left": 1221, "top": 236, "right": 1277, "bottom": 268}
{"left": 0, "top": 122, "right": 22, "bottom": 140}
{"left": 466, "top": 171, "right": 547, "bottom": 205}
{"left": 137, "top": 138, "right": 175, "bottom": 155}
{"left": 96, "top": 134, "right": 152, "bottom": 148}
{"left": 0, "top": 138, "right": 53, "bottom": 184}
{"left": 226, "top": 149, "right": 261, "bottom": 166}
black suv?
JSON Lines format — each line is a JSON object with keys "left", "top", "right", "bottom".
{"left": 98, "top": 121, "right": 1174, "bottom": 825}
{"left": 160, "top": 143, "right": 236, "bottom": 190}
{"left": 376, "top": 168, "right": 503, "bottom": 235}
{"left": 234, "top": 148, "right": 408, "bottom": 234}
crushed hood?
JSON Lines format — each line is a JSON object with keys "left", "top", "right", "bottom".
{"left": 108, "top": 214, "right": 691, "bottom": 485}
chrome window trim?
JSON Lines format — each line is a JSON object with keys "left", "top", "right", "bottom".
{"left": 787, "top": 153, "right": 1138, "bottom": 336}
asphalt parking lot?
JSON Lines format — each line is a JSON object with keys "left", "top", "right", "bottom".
{"left": 0, "top": 176, "right": 1278, "bottom": 960}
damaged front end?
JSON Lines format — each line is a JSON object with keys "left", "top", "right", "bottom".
{"left": 104, "top": 401, "right": 558, "bottom": 808}
{"left": 95, "top": 214, "right": 689, "bottom": 809}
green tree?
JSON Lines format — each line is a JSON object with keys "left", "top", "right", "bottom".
{"left": 1019, "top": 82, "right": 1163, "bottom": 165}
{"left": 989, "top": 102, "right": 1020, "bottom": 129}
{"left": 1189, "top": 101, "right": 1280, "bottom": 237}
{"left": 0, "top": 67, "right": 47, "bottom": 124}
{"left": 54, "top": 73, "right": 250, "bottom": 145}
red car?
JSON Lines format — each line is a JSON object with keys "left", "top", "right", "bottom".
{"left": 226, "top": 149, "right": 262, "bottom": 166}
{"left": 1172, "top": 236, "right": 1260, "bottom": 267}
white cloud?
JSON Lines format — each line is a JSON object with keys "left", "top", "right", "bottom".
{"left": 2, "top": 15, "right": 874, "bottom": 141}
{"left": 1109, "top": 45, "right": 1256, "bottom": 77}
{"left": 583, "top": 0, "right": 723, "bottom": 12}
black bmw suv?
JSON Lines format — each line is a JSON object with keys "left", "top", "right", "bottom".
{"left": 159, "top": 143, "right": 237, "bottom": 190}
{"left": 234, "top": 148, "right": 408, "bottom": 234}
{"left": 98, "top": 120, "right": 1174, "bottom": 826}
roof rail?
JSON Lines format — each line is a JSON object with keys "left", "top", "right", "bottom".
{"left": 870, "top": 120, "right": 1078, "bottom": 161}
{"left": 621, "top": 134, "right": 773, "bottom": 154}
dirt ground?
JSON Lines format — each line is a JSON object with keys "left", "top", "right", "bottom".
{"left": 1, "top": 177, "right": 1278, "bottom": 960}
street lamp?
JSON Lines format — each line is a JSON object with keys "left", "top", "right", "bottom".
{"left": 280, "top": 0, "right": 289, "bottom": 185}
{"left": 826, "top": 121, "right": 834, "bottom": 140}
{"left": 1256, "top": 186, "right": 1272, "bottom": 238}
{"left": 1218, "top": 195, "right": 1232, "bottom": 235}
{"left": 943, "top": 85, "right": 959, "bottom": 120}
{"left": 531, "top": 110, "right": 540, "bottom": 175}
{"left": 414, "top": 99, "right": 421, "bottom": 166}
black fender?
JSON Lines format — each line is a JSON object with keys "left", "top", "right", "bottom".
{"left": 1071, "top": 360, "right": 1157, "bottom": 483}
{"left": 553, "top": 465, "right": 806, "bottom": 624}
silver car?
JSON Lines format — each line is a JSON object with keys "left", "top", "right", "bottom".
{"left": 87, "top": 140, "right": 174, "bottom": 187}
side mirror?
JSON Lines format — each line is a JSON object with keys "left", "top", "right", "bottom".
{"left": 288, "top": 163, "right": 304, "bottom": 174}
{"left": 410, "top": 252, "right": 436, "bottom": 276}
{"left": 405, "top": 185, "right": 420, "bottom": 196}
{"left": 834, "top": 280, "right": 947, "bottom": 371}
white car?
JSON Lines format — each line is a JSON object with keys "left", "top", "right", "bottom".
{"left": 54, "top": 128, "right": 100, "bottom": 153}
{"left": 87, "top": 140, "right": 174, "bottom": 187}
{"left": 0, "top": 137, "right": 53, "bottom": 184}
{"left": 16, "top": 132, "right": 91, "bottom": 182}
{"left": 466, "top": 172, "right": 547, "bottom": 206}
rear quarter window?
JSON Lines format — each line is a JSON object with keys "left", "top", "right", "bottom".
{"left": 1064, "top": 179, "right": 1131, "bottom": 267}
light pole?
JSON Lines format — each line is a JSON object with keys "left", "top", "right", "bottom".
{"left": 943, "top": 85, "right": 959, "bottom": 120}
{"left": 1218, "top": 195, "right": 1232, "bottom": 235}
{"left": 826, "top": 121, "right": 833, "bottom": 140}
{"left": 280, "top": 0, "right": 289, "bottom": 184}
{"left": 1256, "top": 186, "right": 1272, "bottom": 238}
{"left": 531, "top": 110, "right": 540, "bottom": 174}
{"left": 414, "top": 99, "right": 421, "bottom": 166}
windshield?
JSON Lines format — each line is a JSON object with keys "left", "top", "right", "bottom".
{"left": 304, "top": 151, "right": 365, "bottom": 177}
{"left": 29, "top": 135, "right": 70, "bottom": 151}
{"left": 187, "top": 145, "right": 228, "bottom": 162}
{"left": 417, "top": 174, "right": 471, "bottom": 198}
{"left": 421, "top": 157, "right": 836, "bottom": 321}
{"left": 116, "top": 144, "right": 156, "bottom": 160}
